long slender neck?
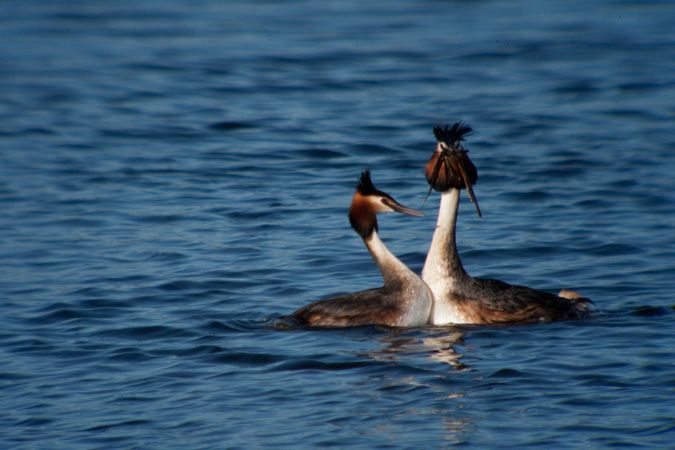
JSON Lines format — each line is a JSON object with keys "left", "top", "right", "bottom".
{"left": 422, "top": 188, "right": 468, "bottom": 281}
{"left": 363, "top": 230, "right": 415, "bottom": 287}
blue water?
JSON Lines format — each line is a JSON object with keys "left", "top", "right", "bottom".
{"left": 2, "top": 0, "right": 675, "bottom": 448}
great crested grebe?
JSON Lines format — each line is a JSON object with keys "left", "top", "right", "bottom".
{"left": 421, "top": 122, "right": 594, "bottom": 325}
{"left": 292, "top": 170, "right": 433, "bottom": 327}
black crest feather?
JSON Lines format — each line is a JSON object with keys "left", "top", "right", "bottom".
{"left": 351, "top": 170, "right": 379, "bottom": 239}
{"left": 433, "top": 122, "right": 472, "bottom": 149}
{"left": 355, "top": 170, "right": 378, "bottom": 196}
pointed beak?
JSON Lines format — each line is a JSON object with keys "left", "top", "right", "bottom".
{"left": 386, "top": 199, "right": 425, "bottom": 217}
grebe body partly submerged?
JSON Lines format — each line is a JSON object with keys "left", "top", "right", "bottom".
{"left": 421, "top": 123, "right": 594, "bottom": 325}
{"left": 292, "top": 170, "right": 432, "bottom": 327}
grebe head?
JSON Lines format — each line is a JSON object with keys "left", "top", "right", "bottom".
{"left": 349, "top": 170, "right": 424, "bottom": 239}
{"left": 424, "top": 122, "right": 482, "bottom": 217}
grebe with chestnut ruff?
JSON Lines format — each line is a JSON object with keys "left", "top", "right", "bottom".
{"left": 292, "top": 170, "right": 432, "bottom": 327}
{"left": 421, "top": 122, "right": 594, "bottom": 325}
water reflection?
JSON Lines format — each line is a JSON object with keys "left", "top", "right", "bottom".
{"left": 370, "top": 327, "right": 471, "bottom": 371}
{"left": 271, "top": 317, "right": 471, "bottom": 371}
{"left": 363, "top": 328, "right": 475, "bottom": 443}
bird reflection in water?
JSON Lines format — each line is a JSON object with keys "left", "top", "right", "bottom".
{"left": 362, "top": 327, "right": 471, "bottom": 371}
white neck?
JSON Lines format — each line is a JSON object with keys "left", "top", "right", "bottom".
{"left": 364, "top": 230, "right": 417, "bottom": 287}
{"left": 422, "top": 189, "right": 469, "bottom": 323}
{"left": 422, "top": 188, "right": 467, "bottom": 278}
{"left": 362, "top": 228, "right": 432, "bottom": 326}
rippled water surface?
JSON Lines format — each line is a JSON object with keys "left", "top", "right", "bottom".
{"left": 2, "top": 0, "right": 675, "bottom": 448}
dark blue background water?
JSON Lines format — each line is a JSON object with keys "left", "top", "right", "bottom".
{"left": 2, "top": 1, "right": 674, "bottom": 448}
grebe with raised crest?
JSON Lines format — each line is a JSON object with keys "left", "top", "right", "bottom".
{"left": 292, "top": 170, "right": 433, "bottom": 327}
{"left": 421, "top": 122, "right": 594, "bottom": 325}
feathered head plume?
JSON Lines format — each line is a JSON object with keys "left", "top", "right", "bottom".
{"left": 433, "top": 122, "right": 472, "bottom": 150}
{"left": 424, "top": 122, "right": 481, "bottom": 217}
{"left": 355, "top": 169, "right": 381, "bottom": 197}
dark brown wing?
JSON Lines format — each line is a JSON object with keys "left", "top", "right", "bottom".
{"left": 452, "top": 277, "right": 593, "bottom": 325}
{"left": 291, "top": 287, "right": 403, "bottom": 327}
